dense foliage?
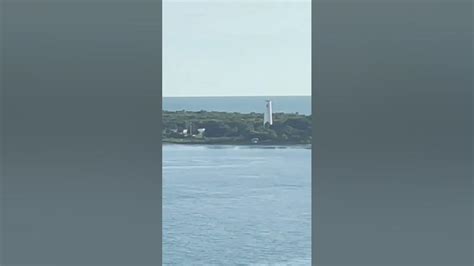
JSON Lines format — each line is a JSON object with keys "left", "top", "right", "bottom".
{"left": 163, "top": 110, "right": 312, "bottom": 145}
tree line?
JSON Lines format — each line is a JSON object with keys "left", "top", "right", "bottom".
{"left": 163, "top": 110, "right": 312, "bottom": 144}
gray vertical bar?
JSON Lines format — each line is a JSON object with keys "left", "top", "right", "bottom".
{"left": 313, "top": 0, "right": 472, "bottom": 265}
{"left": 0, "top": 0, "right": 4, "bottom": 262}
{"left": 1, "top": 0, "right": 162, "bottom": 265}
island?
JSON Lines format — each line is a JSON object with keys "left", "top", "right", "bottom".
{"left": 163, "top": 110, "right": 312, "bottom": 145}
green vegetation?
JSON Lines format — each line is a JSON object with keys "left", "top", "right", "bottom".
{"left": 163, "top": 110, "right": 312, "bottom": 145}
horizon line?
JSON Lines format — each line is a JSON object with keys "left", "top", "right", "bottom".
{"left": 163, "top": 95, "right": 311, "bottom": 98}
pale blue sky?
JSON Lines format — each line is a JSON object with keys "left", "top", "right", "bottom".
{"left": 163, "top": 0, "right": 311, "bottom": 97}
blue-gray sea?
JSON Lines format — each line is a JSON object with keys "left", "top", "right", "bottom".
{"left": 163, "top": 144, "right": 311, "bottom": 265}
{"left": 163, "top": 96, "right": 311, "bottom": 115}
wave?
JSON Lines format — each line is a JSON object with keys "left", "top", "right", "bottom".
{"left": 249, "top": 257, "right": 311, "bottom": 266}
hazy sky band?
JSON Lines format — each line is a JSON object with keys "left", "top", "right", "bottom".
{"left": 163, "top": 0, "right": 311, "bottom": 97}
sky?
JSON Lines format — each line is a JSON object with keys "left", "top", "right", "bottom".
{"left": 163, "top": 0, "right": 311, "bottom": 97}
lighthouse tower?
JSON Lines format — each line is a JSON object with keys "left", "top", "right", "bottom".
{"left": 263, "top": 100, "right": 273, "bottom": 126}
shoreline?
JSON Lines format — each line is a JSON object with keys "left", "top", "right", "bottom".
{"left": 162, "top": 142, "right": 312, "bottom": 149}
{"left": 162, "top": 138, "right": 310, "bottom": 145}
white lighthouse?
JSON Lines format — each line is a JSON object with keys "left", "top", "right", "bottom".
{"left": 263, "top": 100, "right": 273, "bottom": 126}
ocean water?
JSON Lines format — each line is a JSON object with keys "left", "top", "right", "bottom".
{"left": 163, "top": 96, "right": 311, "bottom": 115}
{"left": 163, "top": 145, "right": 311, "bottom": 265}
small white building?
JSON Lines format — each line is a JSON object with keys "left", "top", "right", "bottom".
{"left": 196, "top": 128, "right": 206, "bottom": 138}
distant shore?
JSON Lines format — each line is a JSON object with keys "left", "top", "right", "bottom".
{"left": 163, "top": 110, "right": 311, "bottom": 145}
{"left": 162, "top": 140, "right": 312, "bottom": 148}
